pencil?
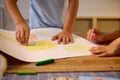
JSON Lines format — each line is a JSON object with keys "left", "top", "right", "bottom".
{"left": 35, "top": 58, "right": 55, "bottom": 66}
{"left": 17, "top": 71, "right": 37, "bottom": 75}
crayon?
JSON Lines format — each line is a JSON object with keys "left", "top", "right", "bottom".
{"left": 17, "top": 71, "right": 37, "bottom": 75}
{"left": 35, "top": 58, "right": 55, "bottom": 66}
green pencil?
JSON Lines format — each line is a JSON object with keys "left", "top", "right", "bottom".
{"left": 17, "top": 71, "right": 37, "bottom": 75}
{"left": 35, "top": 58, "right": 55, "bottom": 66}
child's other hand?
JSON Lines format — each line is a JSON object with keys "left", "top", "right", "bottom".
{"left": 51, "top": 31, "right": 74, "bottom": 44}
{"left": 90, "top": 38, "right": 120, "bottom": 57}
{"left": 89, "top": 45, "right": 113, "bottom": 57}
{"left": 16, "top": 23, "right": 30, "bottom": 45}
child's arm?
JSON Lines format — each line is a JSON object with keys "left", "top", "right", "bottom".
{"left": 63, "top": 0, "right": 79, "bottom": 34}
{"left": 102, "top": 30, "right": 120, "bottom": 42}
{"left": 52, "top": 0, "right": 79, "bottom": 44}
{"left": 4, "top": 0, "right": 30, "bottom": 45}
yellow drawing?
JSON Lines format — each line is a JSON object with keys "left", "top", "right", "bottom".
{"left": 0, "top": 33, "right": 16, "bottom": 42}
{"left": 64, "top": 43, "right": 91, "bottom": 52}
{"left": 25, "top": 41, "right": 57, "bottom": 52}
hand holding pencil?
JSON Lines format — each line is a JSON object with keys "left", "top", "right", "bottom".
{"left": 87, "top": 28, "right": 105, "bottom": 43}
{"left": 87, "top": 28, "right": 96, "bottom": 41}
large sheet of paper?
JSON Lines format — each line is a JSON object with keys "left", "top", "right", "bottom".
{"left": 0, "top": 28, "right": 97, "bottom": 62}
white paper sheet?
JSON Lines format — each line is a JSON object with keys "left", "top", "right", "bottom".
{"left": 0, "top": 28, "right": 97, "bottom": 62}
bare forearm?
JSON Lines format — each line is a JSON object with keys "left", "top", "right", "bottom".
{"left": 103, "top": 30, "right": 120, "bottom": 42}
{"left": 4, "top": 0, "right": 26, "bottom": 26}
{"left": 63, "top": 0, "right": 79, "bottom": 33}
{"left": 110, "top": 37, "right": 120, "bottom": 47}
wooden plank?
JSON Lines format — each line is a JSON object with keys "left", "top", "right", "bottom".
{"left": 3, "top": 52, "right": 120, "bottom": 73}
{"left": 77, "top": 16, "right": 120, "bottom": 19}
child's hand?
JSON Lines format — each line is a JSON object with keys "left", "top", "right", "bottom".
{"left": 90, "top": 38, "right": 120, "bottom": 57}
{"left": 89, "top": 45, "right": 120, "bottom": 57}
{"left": 87, "top": 28, "right": 105, "bottom": 43}
{"left": 16, "top": 23, "right": 30, "bottom": 45}
{"left": 87, "top": 28, "right": 96, "bottom": 40}
{"left": 51, "top": 31, "right": 73, "bottom": 44}
{"left": 89, "top": 45, "right": 113, "bottom": 57}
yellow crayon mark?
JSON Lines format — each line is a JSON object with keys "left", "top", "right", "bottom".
{"left": 64, "top": 43, "right": 91, "bottom": 52}
{"left": 0, "top": 33, "right": 16, "bottom": 42}
{"left": 25, "top": 41, "right": 57, "bottom": 52}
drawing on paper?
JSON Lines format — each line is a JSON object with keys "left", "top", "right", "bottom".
{"left": 0, "top": 28, "right": 96, "bottom": 62}
{"left": 64, "top": 43, "right": 91, "bottom": 52}
{"left": 0, "top": 32, "right": 16, "bottom": 42}
{"left": 25, "top": 40, "right": 57, "bottom": 52}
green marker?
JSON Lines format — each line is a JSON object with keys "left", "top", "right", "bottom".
{"left": 17, "top": 71, "right": 37, "bottom": 75}
{"left": 35, "top": 58, "right": 55, "bottom": 66}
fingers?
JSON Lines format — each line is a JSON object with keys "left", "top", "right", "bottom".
{"left": 57, "top": 37, "right": 62, "bottom": 44}
{"left": 57, "top": 36, "right": 73, "bottom": 44}
{"left": 87, "top": 29, "right": 94, "bottom": 40}
{"left": 87, "top": 28, "right": 97, "bottom": 41}
{"left": 16, "top": 30, "right": 24, "bottom": 45}
{"left": 51, "top": 34, "right": 73, "bottom": 44}
{"left": 89, "top": 46, "right": 113, "bottom": 57}
{"left": 87, "top": 29, "right": 91, "bottom": 40}
{"left": 89, "top": 46, "right": 104, "bottom": 54}
{"left": 51, "top": 35, "right": 58, "bottom": 41}
{"left": 16, "top": 31, "right": 21, "bottom": 43}
{"left": 16, "top": 29, "right": 30, "bottom": 45}
{"left": 21, "top": 30, "right": 25, "bottom": 44}
{"left": 90, "top": 28, "right": 96, "bottom": 40}
{"left": 25, "top": 30, "right": 30, "bottom": 45}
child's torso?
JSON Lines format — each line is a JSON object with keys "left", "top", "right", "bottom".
{"left": 29, "top": 0, "right": 66, "bottom": 29}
